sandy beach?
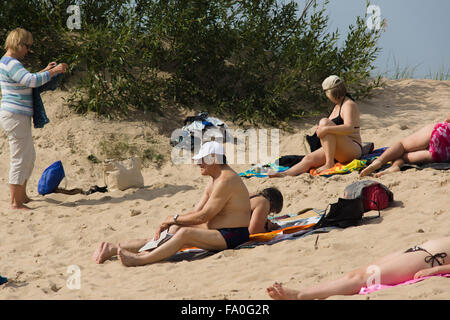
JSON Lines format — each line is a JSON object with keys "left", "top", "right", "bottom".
{"left": 0, "top": 78, "right": 449, "bottom": 300}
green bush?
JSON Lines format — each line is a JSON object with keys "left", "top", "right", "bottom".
{"left": 0, "top": 0, "right": 383, "bottom": 125}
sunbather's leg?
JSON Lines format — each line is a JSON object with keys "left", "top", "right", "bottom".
{"left": 93, "top": 239, "right": 150, "bottom": 264}
{"left": 268, "top": 148, "right": 326, "bottom": 177}
{"left": 373, "top": 159, "right": 403, "bottom": 177}
{"left": 360, "top": 123, "right": 435, "bottom": 177}
{"left": 374, "top": 149, "right": 433, "bottom": 177}
{"left": 118, "top": 227, "right": 227, "bottom": 267}
{"left": 92, "top": 223, "right": 200, "bottom": 264}
{"left": 402, "top": 149, "right": 434, "bottom": 164}
{"left": 317, "top": 134, "right": 361, "bottom": 173}
{"left": 267, "top": 249, "right": 431, "bottom": 300}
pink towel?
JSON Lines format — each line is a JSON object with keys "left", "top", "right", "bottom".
{"left": 359, "top": 273, "right": 450, "bottom": 295}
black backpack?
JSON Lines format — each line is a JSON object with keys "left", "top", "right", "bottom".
{"left": 313, "top": 180, "right": 393, "bottom": 229}
{"left": 313, "top": 198, "right": 366, "bottom": 229}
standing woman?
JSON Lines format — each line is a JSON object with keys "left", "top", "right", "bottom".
{"left": 0, "top": 28, "right": 67, "bottom": 210}
{"left": 269, "top": 76, "right": 362, "bottom": 177}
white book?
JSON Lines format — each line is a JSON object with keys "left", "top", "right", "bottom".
{"left": 138, "top": 230, "right": 173, "bottom": 252}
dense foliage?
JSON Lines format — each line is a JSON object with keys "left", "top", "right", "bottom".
{"left": 0, "top": 0, "right": 383, "bottom": 125}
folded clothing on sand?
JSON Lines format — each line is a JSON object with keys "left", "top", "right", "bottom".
{"left": 359, "top": 273, "right": 450, "bottom": 295}
{"left": 0, "top": 275, "right": 7, "bottom": 285}
{"left": 239, "top": 163, "right": 289, "bottom": 178}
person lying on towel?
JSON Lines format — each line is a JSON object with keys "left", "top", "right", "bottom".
{"left": 269, "top": 75, "right": 362, "bottom": 177}
{"left": 249, "top": 187, "right": 283, "bottom": 234}
{"left": 267, "top": 236, "right": 450, "bottom": 300}
{"left": 93, "top": 141, "right": 252, "bottom": 267}
{"left": 360, "top": 114, "right": 450, "bottom": 177}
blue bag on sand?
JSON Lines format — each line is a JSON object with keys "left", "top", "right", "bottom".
{"left": 38, "top": 161, "right": 65, "bottom": 195}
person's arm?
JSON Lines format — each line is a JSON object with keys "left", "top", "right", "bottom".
{"left": 8, "top": 60, "right": 50, "bottom": 88}
{"left": 154, "top": 179, "right": 232, "bottom": 239}
{"left": 175, "top": 179, "right": 232, "bottom": 225}
{"left": 249, "top": 199, "right": 271, "bottom": 234}
{"left": 413, "top": 264, "right": 450, "bottom": 279}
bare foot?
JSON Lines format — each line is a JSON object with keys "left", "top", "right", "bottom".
{"left": 374, "top": 165, "right": 401, "bottom": 178}
{"left": 117, "top": 246, "right": 144, "bottom": 267}
{"left": 316, "top": 163, "right": 334, "bottom": 174}
{"left": 267, "top": 283, "right": 301, "bottom": 300}
{"left": 267, "top": 170, "right": 284, "bottom": 178}
{"left": 267, "top": 169, "right": 288, "bottom": 178}
{"left": 93, "top": 242, "right": 117, "bottom": 264}
{"left": 11, "top": 203, "right": 31, "bottom": 211}
{"left": 359, "top": 159, "right": 382, "bottom": 177}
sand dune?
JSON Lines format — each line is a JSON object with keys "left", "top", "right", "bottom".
{"left": 0, "top": 79, "right": 449, "bottom": 300}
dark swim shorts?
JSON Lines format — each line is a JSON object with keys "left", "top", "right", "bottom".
{"left": 218, "top": 227, "right": 250, "bottom": 249}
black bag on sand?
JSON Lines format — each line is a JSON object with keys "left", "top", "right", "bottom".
{"left": 306, "top": 133, "right": 321, "bottom": 153}
{"left": 313, "top": 198, "right": 366, "bottom": 229}
{"left": 275, "top": 155, "right": 305, "bottom": 167}
{"left": 313, "top": 180, "right": 392, "bottom": 229}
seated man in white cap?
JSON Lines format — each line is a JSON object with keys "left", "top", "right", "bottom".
{"left": 269, "top": 75, "right": 362, "bottom": 176}
{"left": 92, "top": 141, "right": 252, "bottom": 267}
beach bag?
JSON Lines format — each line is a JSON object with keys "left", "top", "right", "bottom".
{"left": 306, "top": 133, "right": 321, "bottom": 153}
{"left": 344, "top": 180, "right": 393, "bottom": 212}
{"left": 103, "top": 157, "right": 144, "bottom": 191}
{"left": 38, "top": 160, "right": 66, "bottom": 195}
{"left": 361, "top": 183, "right": 390, "bottom": 211}
{"left": 313, "top": 198, "right": 365, "bottom": 229}
{"left": 314, "top": 180, "right": 393, "bottom": 229}
{"left": 275, "top": 155, "right": 305, "bottom": 167}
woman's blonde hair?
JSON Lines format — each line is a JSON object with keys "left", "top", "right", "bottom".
{"left": 4, "top": 28, "right": 33, "bottom": 52}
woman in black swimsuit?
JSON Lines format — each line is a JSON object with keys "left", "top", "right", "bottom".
{"left": 269, "top": 75, "right": 363, "bottom": 177}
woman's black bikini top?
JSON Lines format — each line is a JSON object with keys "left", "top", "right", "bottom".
{"left": 330, "top": 94, "right": 355, "bottom": 126}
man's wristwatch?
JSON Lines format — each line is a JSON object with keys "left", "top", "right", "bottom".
{"left": 173, "top": 214, "right": 179, "bottom": 224}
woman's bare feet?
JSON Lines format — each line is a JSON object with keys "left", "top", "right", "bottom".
{"left": 316, "top": 163, "right": 334, "bottom": 174}
{"left": 117, "top": 247, "right": 146, "bottom": 267}
{"left": 373, "top": 165, "right": 401, "bottom": 178}
{"left": 267, "top": 283, "right": 301, "bottom": 300}
{"left": 359, "top": 159, "right": 383, "bottom": 177}
{"left": 92, "top": 242, "right": 117, "bottom": 264}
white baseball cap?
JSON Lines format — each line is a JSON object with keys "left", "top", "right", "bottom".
{"left": 322, "top": 75, "right": 343, "bottom": 91}
{"left": 192, "top": 141, "right": 225, "bottom": 161}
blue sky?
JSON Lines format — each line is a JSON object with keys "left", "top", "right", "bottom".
{"left": 311, "top": 0, "right": 450, "bottom": 78}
